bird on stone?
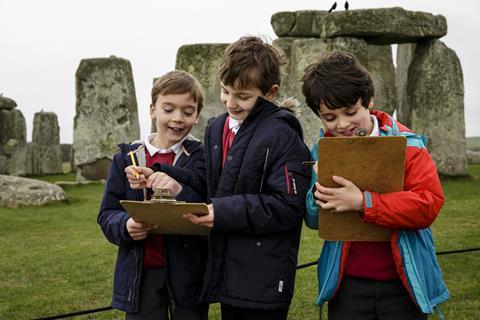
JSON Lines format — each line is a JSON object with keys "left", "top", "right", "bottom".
{"left": 328, "top": 2, "right": 337, "bottom": 13}
{"left": 345, "top": 1, "right": 349, "bottom": 10}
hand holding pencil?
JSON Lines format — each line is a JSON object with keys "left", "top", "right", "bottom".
{"left": 125, "top": 164, "right": 153, "bottom": 189}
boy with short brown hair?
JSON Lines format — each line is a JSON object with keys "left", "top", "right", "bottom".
{"left": 98, "top": 70, "right": 208, "bottom": 320}
{"left": 184, "top": 36, "right": 311, "bottom": 320}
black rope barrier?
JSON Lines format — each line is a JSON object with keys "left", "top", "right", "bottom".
{"left": 32, "top": 246, "right": 480, "bottom": 320}
{"left": 32, "top": 306, "right": 113, "bottom": 320}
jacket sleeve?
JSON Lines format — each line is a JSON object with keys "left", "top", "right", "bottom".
{"left": 362, "top": 146, "right": 445, "bottom": 229}
{"left": 151, "top": 150, "right": 207, "bottom": 202}
{"left": 212, "top": 128, "right": 311, "bottom": 235}
{"left": 305, "top": 143, "right": 319, "bottom": 229}
{"left": 97, "top": 153, "right": 137, "bottom": 246}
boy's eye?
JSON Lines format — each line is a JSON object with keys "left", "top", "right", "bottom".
{"left": 346, "top": 110, "right": 357, "bottom": 116}
{"left": 162, "top": 108, "right": 173, "bottom": 113}
{"left": 238, "top": 95, "right": 251, "bottom": 100}
{"left": 321, "top": 115, "right": 335, "bottom": 122}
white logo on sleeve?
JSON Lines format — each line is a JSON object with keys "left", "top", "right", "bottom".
{"left": 278, "top": 280, "right": 284, "bottom": 292}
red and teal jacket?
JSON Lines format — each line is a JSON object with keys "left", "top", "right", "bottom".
{"left": 305, "top": 110, "right": 449, "bottom": 315}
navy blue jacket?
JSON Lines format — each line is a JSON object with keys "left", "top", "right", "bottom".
{"left": 97, "top": 138, "right": 208, "bottom": 312}
{"left": 201, "top": 98, "right": 311, "bottom": 310}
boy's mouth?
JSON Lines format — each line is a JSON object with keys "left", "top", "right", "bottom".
{"left": 228, "top": 109, "right": 243, "bottom": 115}
{"left": 168, "top": 126, "right": 185, "bottom": 133}
{"left": 339, "top": 128, "right": 355, "bottom": 136}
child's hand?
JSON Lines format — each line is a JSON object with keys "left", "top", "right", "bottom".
{"left": 125, "top": 165, "right": 153, "bottom": 189}
{"left": 314, "top": 176, "right": 363, "bottom": 212}
{"left": 183, "top": 204, "right": 214, "bottom": 228}
{"left": 147, "top": 172, "right": 183, "bottom": 196}
{"left": 126, "top": 218, "right": 157, "bottom": 240}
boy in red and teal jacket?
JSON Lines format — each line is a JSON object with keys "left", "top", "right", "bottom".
{"left": 301, "top": 52, "right": 449, "bottom": 320}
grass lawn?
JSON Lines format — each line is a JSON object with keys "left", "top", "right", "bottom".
{"left": 466, "top": 136, "right": 480, "bottom": 150}
{"left": 0, "top": 166, "right": 479, "bottom": 319}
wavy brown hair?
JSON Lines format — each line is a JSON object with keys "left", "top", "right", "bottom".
{"left": 219, "top": 36, "right": 286, "bottom": 95}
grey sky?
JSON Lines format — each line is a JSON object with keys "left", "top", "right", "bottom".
{"left": 1, "top": 0, "right": 479, "bottom": 143}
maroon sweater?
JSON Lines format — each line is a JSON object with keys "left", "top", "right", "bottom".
{"left": 142, "top": 151, "right": 175, "bottom": 269}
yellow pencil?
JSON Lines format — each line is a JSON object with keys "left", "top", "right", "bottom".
{"left": 128, "top": 151, "right": 140, "bottom": 179}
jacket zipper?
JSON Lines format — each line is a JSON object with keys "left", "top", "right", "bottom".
{"left": 129, "top": 246, "right": 139, "bottom": 304}
{"left": 259, "top": 148, "right": 270, "bottom": 192}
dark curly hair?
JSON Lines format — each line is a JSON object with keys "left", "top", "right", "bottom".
{"left": 302, "top": 51, "right": 374, "bottom": 116}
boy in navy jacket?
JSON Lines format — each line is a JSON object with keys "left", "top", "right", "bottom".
{"left": 184, "top": 36, "right": 311, "bottom": 319}
{"left": 98, "top": 70, "right": 209, "bottom": 320}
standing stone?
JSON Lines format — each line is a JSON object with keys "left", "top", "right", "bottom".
{"left": 365, "top": 45, "right": 396, "bottom": 115}
{"left": 408, "top": 40, "right": 467, "bottom": 176}
{"left": 274, "top": 37, "right": 395, "bottom": 148}
{"left": 0, "top": 96, "right": 27, "bottom": 176}
{"left": 396, "top": 43, "right": 417, "bottom": 127}
{"left": 28, "top": 111, "right": 63, "bottom": 174}
{"left": 274, "top": 37, "right": 368, "bottom": 148}
{"left": 74, "top": 56, "right": 140, "bottom": 181}
{"left": 175, "top": 44, "right": 229, "bottom": 141}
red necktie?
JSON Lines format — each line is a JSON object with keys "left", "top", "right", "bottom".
{"left": 222, "top": 117, "right": 236, "bottom": 168}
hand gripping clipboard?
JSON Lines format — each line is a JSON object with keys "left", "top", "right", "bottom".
{"left": 317, "top": 136, "right": 406, "bottom": 241}
{"left": 120, "top": 200, "right": 210, "bottom": 236}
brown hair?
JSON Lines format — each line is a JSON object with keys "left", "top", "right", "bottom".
{"left": 151, "top": 70, "right": 204, "bottom": 113}
{"left": 301, "top": 51, "right": 374, "bottom": 116}
{"left": 219, "top": 36, "right": 285, "bottom": 95}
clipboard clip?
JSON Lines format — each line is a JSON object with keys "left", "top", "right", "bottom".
{"left": 151, "top": 187, "right": 178, "bottom": 203}
{"left": 354, "top": 128, "right": 368, "bottom": 137}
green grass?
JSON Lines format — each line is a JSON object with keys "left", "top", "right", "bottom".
{"left": 466, "top": 136, "right": 480, "bottom": 151}
{"left": 1, "top": 166, "right": 479, "bottom": 319}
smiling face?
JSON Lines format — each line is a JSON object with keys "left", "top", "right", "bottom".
{"left": 220, "top": 82, "right": 278, "bottom": 121}
{"left": 319, "top": 98, "right": 373, "bottom": 137}
{"left": 150, "top": 93, "right": 198, "bottom": 148}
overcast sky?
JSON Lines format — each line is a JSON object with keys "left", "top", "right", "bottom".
{"left": 1, "top": 0, "right": 479, "bottom": 143}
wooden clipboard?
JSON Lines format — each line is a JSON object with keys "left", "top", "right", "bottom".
{"left": 317, "top": 136, "right": 406, "bottom": 241}
{"left": 120, "top": 200, "right": 210, "bottom": 235}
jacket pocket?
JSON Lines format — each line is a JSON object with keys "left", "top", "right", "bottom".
{"left": 284, "top": 161, "right": 311, "bottom": 196}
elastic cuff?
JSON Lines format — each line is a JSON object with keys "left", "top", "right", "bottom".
{"left": 363, "top": 191, "right": 373, "bottom": 209}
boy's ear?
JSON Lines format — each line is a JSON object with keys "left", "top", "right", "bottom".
{"left": 149, "top": 103, "right": 156, "bottom": 119}
{"left": 265, "top": 84, "right": 280, "bottom": 100}
{"left": 368, "top": 99, "right": 374, "bottom": 109}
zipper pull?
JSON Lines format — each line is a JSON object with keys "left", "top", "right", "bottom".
{"left": 292, "top": 175, "right": 298, "bottom": 195}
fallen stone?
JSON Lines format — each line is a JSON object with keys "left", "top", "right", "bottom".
{"left": 467, "top": 150, "right": 480, "bottom": 164}
{"left": 0, "top": 175, "right": 67, "bottom": 208}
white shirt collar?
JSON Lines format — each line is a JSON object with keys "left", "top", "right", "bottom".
{"left": 144, "top": 133, "right": 185, "bottom": 157}
{"left": 229, "top": 117, "right": 242, "bottom": 135}
{"left": 369, "top": 115, "right": 380, "bottom": 137}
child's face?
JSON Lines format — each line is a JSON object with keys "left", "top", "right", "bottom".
{"left": 220, "top": 83, "right": 277, "bottom": 121}
{"left": 318, "top": 98, "right": 373, "bottom": 137}
{"left": 150, "top": 93, "right": 198, "bottom": 148}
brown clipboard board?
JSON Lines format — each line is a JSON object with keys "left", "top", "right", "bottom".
{"left": 120, "top": 200, "right": 210, "bottom": 236}
{"left": 317, "top": 136, "right": 406, "bottom": 241}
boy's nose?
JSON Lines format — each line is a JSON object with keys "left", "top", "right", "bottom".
{"left": 337, "top": 119, "right": 349, "bottom": 129}
{"left": 225, "top": 97, "right": 236, "bottom": 109}
{"left": 171, "top": 110, "right": 184, "bottom": 122}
